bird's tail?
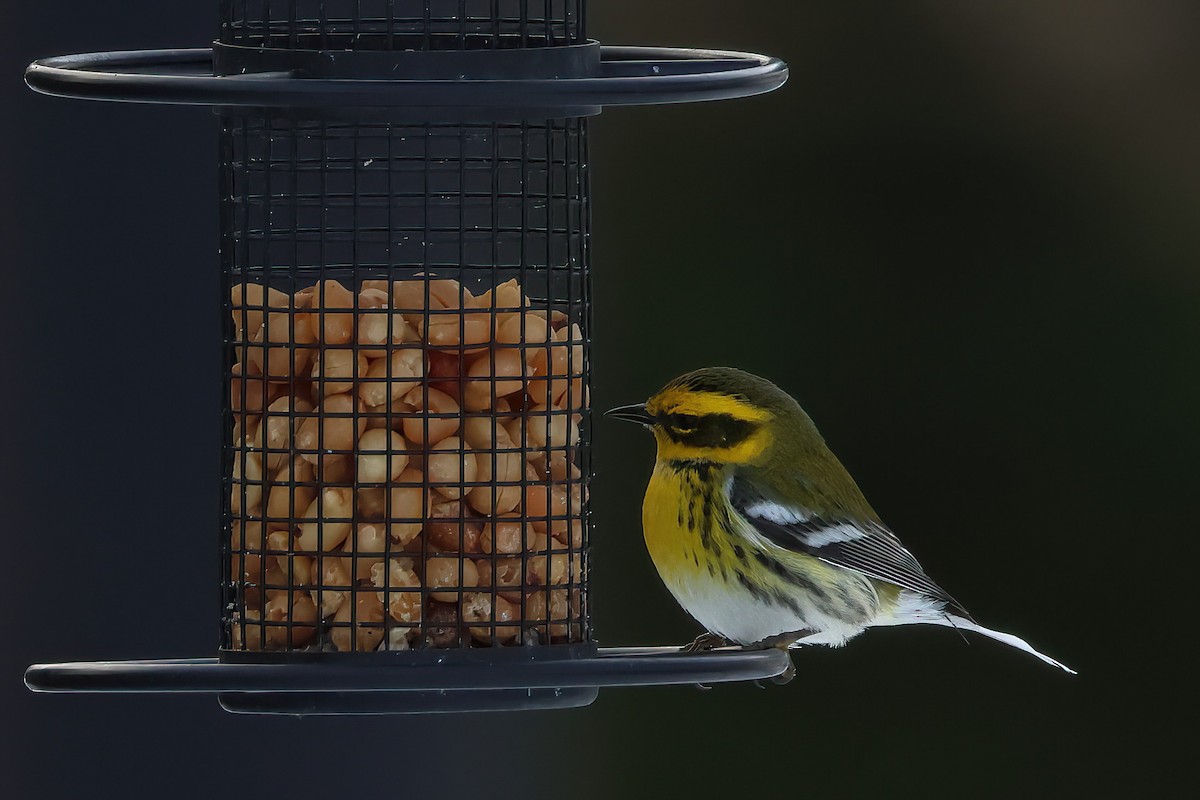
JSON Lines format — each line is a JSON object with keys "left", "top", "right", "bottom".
{"left": 936, "top": 613, "right": 1076, "bottom": 674}
{"left": 880, "top": 592, "right": 1075, "bottom": 673}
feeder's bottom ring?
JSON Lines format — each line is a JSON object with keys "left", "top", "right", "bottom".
{"left": 24, "top": 646, "right": 791, "bottom": 715}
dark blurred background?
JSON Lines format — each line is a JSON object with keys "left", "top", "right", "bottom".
{"left": 3, "top": 2, "right": 1195, "bottom": 797}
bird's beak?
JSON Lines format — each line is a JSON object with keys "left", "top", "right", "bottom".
{"left": 604, "top": 403, "right": 656, "bottom": 427}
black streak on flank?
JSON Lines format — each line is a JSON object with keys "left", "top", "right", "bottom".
{"left": 771, "top": 589, "right": 806, "bottom": 616}
{"left": 736, "top": 569, "right": 763, "bottom": 598}
{"left": 754, "top": 550, "right": 830, "bottom": 607}
{"left": 789, "top": 567, "right": 830, "bottom": 605}
{"left": 736, "top": 554, "right": 806, "bottom": 615}
{"left": 836, "top": 584, "right": 869, "bottom": 620}
{"left": 716, "top": 505, "right": 734, "bottom": 541}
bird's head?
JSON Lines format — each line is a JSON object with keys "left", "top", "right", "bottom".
{"left": 606, "top": 367, "right": 819, "bottom": 467}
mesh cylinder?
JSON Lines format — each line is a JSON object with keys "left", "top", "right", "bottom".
{"left": 219, "top": 116, "right": 592, "bottom": 654}
{"left": 219, "top": 0, "right": 586, "bottom": 50}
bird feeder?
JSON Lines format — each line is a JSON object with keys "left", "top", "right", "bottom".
{"left": 24, "top": 0, "right": 790, "bottom": 715}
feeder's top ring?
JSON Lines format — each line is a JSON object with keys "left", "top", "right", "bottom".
{"left": 24, "top": 44, "right": 787, "bottom": 115}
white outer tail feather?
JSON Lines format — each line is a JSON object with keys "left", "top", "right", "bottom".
{"left": 936, "top": 613, "right": 1076, "bottom": 674}
{"left": 864, "top": 592, "right": 1077, "bottom": 674}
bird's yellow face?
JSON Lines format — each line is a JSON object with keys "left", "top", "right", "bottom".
{"left": 610, "top": 386, "right": 775, "bottom": 466}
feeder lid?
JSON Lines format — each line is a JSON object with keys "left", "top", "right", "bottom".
{"left": 24, "top": 44, "right": 787, "bottom": 114}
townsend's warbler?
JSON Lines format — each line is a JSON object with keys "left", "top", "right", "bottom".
{"left": 607, "top": 367, "right": 1074, "bottom": 682}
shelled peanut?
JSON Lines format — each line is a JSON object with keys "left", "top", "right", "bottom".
{"left": 227, "top": 278, "right": 587, "bottom": 652}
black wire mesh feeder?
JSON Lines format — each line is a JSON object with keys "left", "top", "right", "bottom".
{"left": 24, "top": 1, "right": 790, "bottom": 715}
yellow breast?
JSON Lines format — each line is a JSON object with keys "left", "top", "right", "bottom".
{"left": 641, "top": 462, "right": 741, "bottom": 589}
{"left": 642, "top": 463, "right": 702, "bottom": 583}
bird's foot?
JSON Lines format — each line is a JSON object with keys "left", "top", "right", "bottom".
{"left": 770, "top": 652, "right": 796, "bottom": 686}
{"left": 743, "top": 631, "right": 802, "bottom": 685}
{"left": 746, "top": 628, "right": 810, "bottom": 650}
{"left": 680, "top": 632, "right": 730, "bottom": 653}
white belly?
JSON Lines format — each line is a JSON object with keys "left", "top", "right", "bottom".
{"left": 661, "top": 567, "right": 870, "bottom": 647}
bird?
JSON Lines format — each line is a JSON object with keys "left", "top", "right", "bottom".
{"left": 606, "top": 366, "right": 1074, "bottom": 683}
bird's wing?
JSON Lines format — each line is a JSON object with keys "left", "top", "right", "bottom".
{"left": 728, "top": 475, "right": 970, "bottom": 618}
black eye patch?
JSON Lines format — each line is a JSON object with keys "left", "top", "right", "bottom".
{"left": 665, "top": 413, "right": 701, "bottom": 430}
{"left": 660, "top": 413, "right": 756, "bottom": 449}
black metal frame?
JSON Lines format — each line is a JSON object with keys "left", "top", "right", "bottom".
{"left": 219, "top": 0, "right": 586, "bottom": 51}
{"left": 22, "top": 0, "right": 791, "bottom": 714}
{"left": 221, "top": 116, "right": 592, "bottom": 657}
